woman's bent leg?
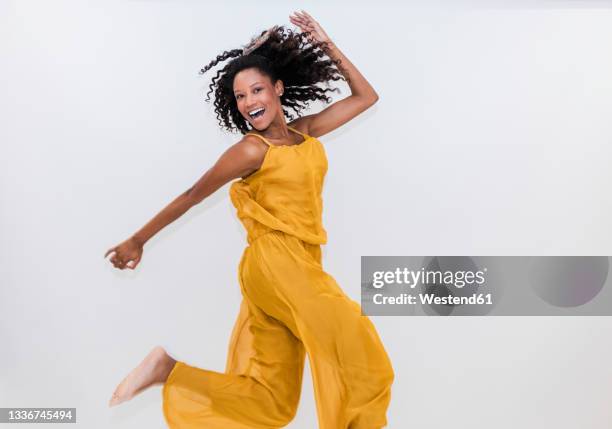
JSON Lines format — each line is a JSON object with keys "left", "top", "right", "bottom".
{"left": 162, "top": 249, "right": 306, "bottom": 429}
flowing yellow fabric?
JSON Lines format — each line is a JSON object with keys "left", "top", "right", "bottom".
{"left": 162, "top": 126, "right": 394, "bottom": 429}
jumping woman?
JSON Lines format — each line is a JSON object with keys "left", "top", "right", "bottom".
{"left": 105, "top": 10, "right": 394, "bottom": 429}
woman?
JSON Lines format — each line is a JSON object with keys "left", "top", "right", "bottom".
{"left": 105, "top": 10, "right": 394, "bottom": 429}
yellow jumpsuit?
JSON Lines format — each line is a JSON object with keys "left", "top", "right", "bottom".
{"left": 162, "top": 126, "right": 395, "bottom": 429}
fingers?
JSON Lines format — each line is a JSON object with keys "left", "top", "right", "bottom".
{"left": 105, "top": 246, "right": 129, "bottom": 269}
{"left": 298, "top": 11, "right": 320, "bottom": 33}
{"left": 289, "top": 15, "right": 306, "bottom": 28}
{"left": 290, "top": 10, "right": 319, "bottom": 41}
{"left": 109, "top": 253, "right": 141, "bottom": 270}
{"left": 297, "top": 10, "right": 315, "bottom": 23}
{"left": 104, "top": 247, "right": 117, "bottom": 258}
{"left": 289, "top": 17, "right": 314, "bottom": 41}
{"left": 300, "top": 10, "right": 315, "bottom": 20}
{"left": 105, "top": 241, "right": 142, "bottom": 270}
{"left": 127, "top": 256, "right": 141, "bottom": 270}
{"left": 107, "top": 248, "right": 125, "bottom": 269}
{"left": 111, "top": 255, "right": 125, "bottom": 269}
{"left": 290, "top": 10, "right": 309, "bottom": 24}
{"left": 299, "top": 10, "right": 317, "bottom": 26}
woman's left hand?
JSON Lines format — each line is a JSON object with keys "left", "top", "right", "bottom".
{"left": 289, "top": 10, "right": 332, "bottom": 45}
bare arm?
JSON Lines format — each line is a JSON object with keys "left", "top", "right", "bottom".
{"left": 131, "top": 138, "right": 263, "bottom": 246}
{"left": 104, "top": 137, "right": 265, "bottom": 269}
{"left": 289, "top": 11, "right": 379, "bottom": 138}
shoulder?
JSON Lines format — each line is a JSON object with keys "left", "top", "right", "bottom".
{"left": 214, "top": 134, "right": 270, "bottom": 180}
{"left": 240, "top": 133, "right": 268, "bottom": 149}
{"left": 222, "top": 134, "right": 269, "bottom": 169}
{"left": 230, "top": 134, "right": 268, "bottom": 159}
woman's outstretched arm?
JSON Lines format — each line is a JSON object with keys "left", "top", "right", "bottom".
{"left": 104, "top": 137, "right": 265, "bottom": 270}
{"left": 289, "top": 10, "right": 379, "bottom": 138}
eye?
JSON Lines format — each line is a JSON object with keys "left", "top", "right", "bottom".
{"left": 254, "top": 87, "right": 262, "bottom": 93}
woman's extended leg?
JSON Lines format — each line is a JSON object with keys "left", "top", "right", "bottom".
{"left": 161, "top": 248, "right": 306, "bottom": 429}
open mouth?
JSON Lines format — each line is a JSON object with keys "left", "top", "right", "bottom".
{"left": 249, "top": 107, "right": 265, "bottom": 120}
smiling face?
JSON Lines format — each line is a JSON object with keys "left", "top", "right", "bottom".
{"left": 233, "top": 67, "right": 284, "bottom": 130}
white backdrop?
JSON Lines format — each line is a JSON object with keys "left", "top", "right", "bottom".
{"left": 2, "top": 0, "right": 612, "bottom": 427}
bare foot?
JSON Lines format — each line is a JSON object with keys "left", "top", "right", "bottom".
{"left": 108, "top": 346, "right": 177, "bottom": 407}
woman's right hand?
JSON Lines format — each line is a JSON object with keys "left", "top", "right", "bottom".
{"left": 289, "top": 10, "right": 332, "bottom": 45}
{"left": 104, "top": 236, "right": 143, "bottom": 270}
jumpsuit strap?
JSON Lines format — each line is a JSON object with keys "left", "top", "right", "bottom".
{"left": 245, "top": 132, "right": 273, "bottom": 147}
{"left": 287, "top": 125, "right": 311, "bottom": 141}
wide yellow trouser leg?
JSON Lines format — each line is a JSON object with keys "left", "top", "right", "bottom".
{"left": 162, "top": 295, "right": 305, "bottom": 428}
{"left": 162, "top": 230, "right": 394, "bottom": 428}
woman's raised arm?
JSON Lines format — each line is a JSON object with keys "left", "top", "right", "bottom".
{"left": 289, "top": 10, "right": 379, "bottom": 138}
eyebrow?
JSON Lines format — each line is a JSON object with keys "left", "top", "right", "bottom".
{"left": 234, "top": 82, "right": 264, "bottom": 94}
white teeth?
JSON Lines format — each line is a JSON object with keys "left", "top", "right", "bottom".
{"left": 249, "top": 107, "right": 264, "bottom": 116}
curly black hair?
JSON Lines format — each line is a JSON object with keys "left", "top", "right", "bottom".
{"left": 199, "top": 25, "right": 349, "bottom": 135}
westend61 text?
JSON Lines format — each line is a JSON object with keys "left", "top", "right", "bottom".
{"left": 372, "top": 293, "right": 493, "bottom": 305}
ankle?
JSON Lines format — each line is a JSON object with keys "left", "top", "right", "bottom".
{"left": 159, "top": 354, "right": 177, "bottom": 383}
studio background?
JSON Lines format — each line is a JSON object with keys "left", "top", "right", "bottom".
{"left": 1, "top": 0, "right": 611, "bottom": 427}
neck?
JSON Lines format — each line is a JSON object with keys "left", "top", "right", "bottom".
{"left": 258, "top": 119, "right": 290, "bottom": 140}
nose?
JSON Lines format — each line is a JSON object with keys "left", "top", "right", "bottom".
{"left": 245, "top": 92, "right": 262, "bottom": 108}
{"left": 246, "top": 97, "right": 257, "bottom": 110}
